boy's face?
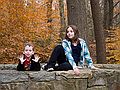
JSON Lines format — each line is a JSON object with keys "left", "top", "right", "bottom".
{"left": 23, "top": 45, "right": 34, "bottom": 58}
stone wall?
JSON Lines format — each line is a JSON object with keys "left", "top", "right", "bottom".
{"left": 0, "top": 64, "right": 120, "bottom": 90}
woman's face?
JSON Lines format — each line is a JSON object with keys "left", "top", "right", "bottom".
{"left": 67, "top": 27, "right": 75, "bottom": 39}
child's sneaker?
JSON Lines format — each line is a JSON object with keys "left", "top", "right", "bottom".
{"left": 41, "top": 64, "right": 54, "bottom": 71}
{"left": 41, "top": 64, "right": 47, "bottom": 70}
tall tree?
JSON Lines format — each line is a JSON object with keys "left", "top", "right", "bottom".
{"left": 90, "top": 0, "right": 106, "bottom": 63}
{"left": 59, "top": 0, "right": 66, "bottom": 39}
{"left": 108, "top": 0, "right": 113, "bottom": 28}
{"left": 104, "top": 0, "right": 113, "bottom": 29}
{"left": 46, "top": 0, "right": 53, "bottom": 30}
{"left": 66, "top": 0, "right": 89, "bottom": 43}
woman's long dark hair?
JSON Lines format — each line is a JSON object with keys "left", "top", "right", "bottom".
{"left": 65, "top": 25, "right": 80, "bottom": 42}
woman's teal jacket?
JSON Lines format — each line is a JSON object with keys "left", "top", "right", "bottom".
{"left": 62, "top": 38, "right": 93, "bottom": 69}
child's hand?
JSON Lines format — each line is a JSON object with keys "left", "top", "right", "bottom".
{"left": 32, "top": 54, "right": 40, "bottom": 62}
{"left": 19, "top": 55, "right": 25, "bottom": 64}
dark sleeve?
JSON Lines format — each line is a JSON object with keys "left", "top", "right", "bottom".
{"left": 17, "top": 61, "right": 25, "bottom": 71}
{"left": 30, "top": 61, "right": 41, "bottom": 71}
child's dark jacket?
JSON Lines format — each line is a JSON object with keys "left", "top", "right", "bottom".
{"left": 17, "top": 54, "right": 41, "bottom": 71}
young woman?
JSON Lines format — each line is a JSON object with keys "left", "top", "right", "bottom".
{"left": 43, "top": 25, "right": 97, "bottom": 75}
{"left": 17, "top": 43, "right": 41, "bottom": 71}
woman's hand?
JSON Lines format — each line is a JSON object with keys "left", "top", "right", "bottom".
{"left": 73, "top": 67, "right": 80, "bottom": 75}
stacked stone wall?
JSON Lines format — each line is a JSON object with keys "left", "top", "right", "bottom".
{"left": 0, "top": 64, "right": 120, "bottom": 90}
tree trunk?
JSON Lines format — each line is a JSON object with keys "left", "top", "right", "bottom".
{"left": 104, "top": 0, "right": 109, "bottom": 29}
{"left": 108, "top": 0, "right": 113, "bottom": 28}
{"left": 66, "top": 0, "right": 89, "bottom": 43}
{"left": 104, "top": 0, "right": 113, "bottom": 29}
{"left": 59, "top": 0, "right": 66, "bottom": 39}
{"left": 46, "top": 0, "right": 53, "bottom": 30}
{"left": 90, "top": 0, "right": 106, "bottom": 63}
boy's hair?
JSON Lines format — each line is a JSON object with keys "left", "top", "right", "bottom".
{"left": 24, "top": 42, "right": 34, "bottom": 51}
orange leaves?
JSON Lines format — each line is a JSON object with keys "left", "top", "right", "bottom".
{"left": 106, "top": 27, "right": 120, "bottom": 64}
{"left": 0, "top": 0, "right": 61, "bottom": 64}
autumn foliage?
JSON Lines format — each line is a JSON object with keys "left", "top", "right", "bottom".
{"left": 0, "top": 0, "right": 61, "bottom": 64}
{"left": 106, "top": 27, "right": 120, "bottom": 64}
{"left": 0, "top": 0, "right": 120, "bottom": 64}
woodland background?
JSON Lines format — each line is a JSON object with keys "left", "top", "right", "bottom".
{"left": 0, "top": 0, "right": 120, "bottom": 64}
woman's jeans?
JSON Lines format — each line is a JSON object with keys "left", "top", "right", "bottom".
{"left": 44, "top": 45, "right": 73, "bottom": 71}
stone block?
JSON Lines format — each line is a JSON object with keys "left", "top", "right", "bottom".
{"left": 0, "top": 70, "right": 28, "bottom": 83}
{"left": 87, "top": 86, "right": 108, "bottom": 90}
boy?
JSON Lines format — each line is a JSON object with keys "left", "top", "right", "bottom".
{"left": 17, "top": 43, "right": 41, "bottom": 71}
